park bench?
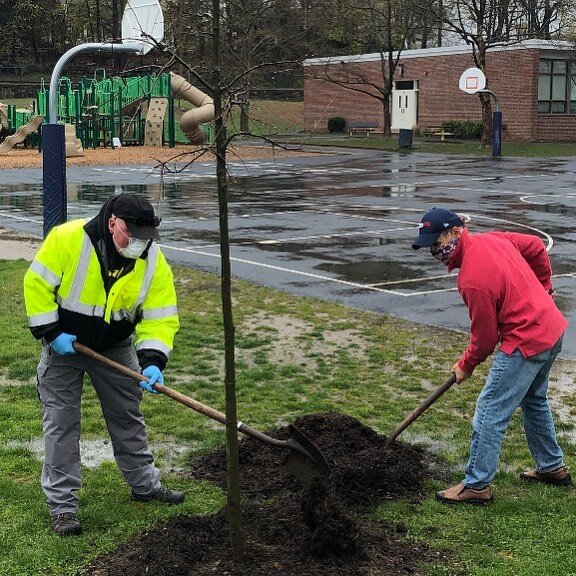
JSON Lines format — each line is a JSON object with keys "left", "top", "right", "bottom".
{"left": 347, "top": 121, "right": 379, "bottom": 137}
{"left": 420, "top": 126, "right": 454, "bottom": 142}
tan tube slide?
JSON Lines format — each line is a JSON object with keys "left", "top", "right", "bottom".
{"left": 170, "top": 72, "right": 215, "bottom": 145}
{"left": 0, "top": 115, "right": 44, "bottom": 155}
{"left": 0, "top": 103, "right": 7, "bottom": 129}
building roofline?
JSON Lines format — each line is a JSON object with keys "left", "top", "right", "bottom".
{"left": 303, "top": 39, "right": 575, "bottom": 66}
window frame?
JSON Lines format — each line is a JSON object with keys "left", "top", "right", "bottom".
{"left": 538, "top": 58, "right": 576, "bottom": 115}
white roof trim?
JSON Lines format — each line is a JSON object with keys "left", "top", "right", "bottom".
{"left": 303, "top": 39, "right": 574, "bottom": 66}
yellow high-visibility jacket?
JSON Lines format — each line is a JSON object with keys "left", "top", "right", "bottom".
{"left": 24, "top": 219, "right": 179, "bottom": 368}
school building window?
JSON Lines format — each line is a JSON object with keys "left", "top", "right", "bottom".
{"left": 538, "top": 59, "right": 576, "bottom": 114}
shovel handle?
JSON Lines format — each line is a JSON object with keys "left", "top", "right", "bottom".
{"left": 72, "top": 342, "right": 228, "bottom": 425}
{"left": 384, "top": 372, "right": 457, "bottom": 448}
{"left": 71, "top": 342, "right": 285, "bottom": 446}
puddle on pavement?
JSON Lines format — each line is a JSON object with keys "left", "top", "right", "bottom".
{"left": 382, "top": 184, "right": 417, "bottom": 197}
{"left": 316, "top": 258, "right": 432, "bottom": 285}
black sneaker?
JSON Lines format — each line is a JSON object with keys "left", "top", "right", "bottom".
{"left": 52, "top": 512, "right": 82, "bottom": 536}
{"left": 131, "top": 486, "right": 185, "bottom": 504}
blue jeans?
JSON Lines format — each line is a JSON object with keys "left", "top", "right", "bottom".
{"left": 464, "top": 336, "right": 564, "bottom": 489}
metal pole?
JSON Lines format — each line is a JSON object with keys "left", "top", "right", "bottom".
{"left": 43, "top": 43, "right": 141, "bottom": 236}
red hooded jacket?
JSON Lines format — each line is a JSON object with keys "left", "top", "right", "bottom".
{"left": 448, "top": 229, "right": 568, "bottom": 374}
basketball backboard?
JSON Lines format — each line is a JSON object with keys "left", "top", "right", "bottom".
{"left": 122, "top": 0, "right": 164, "bottom": 55}
{"left": 459, "top": 67, "right": 486, "bottom": 94}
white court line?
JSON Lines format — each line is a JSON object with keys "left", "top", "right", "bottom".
{"left": 161, "top": 244, "right": 408, "bottom": 296}
{"left": 160, "top": 241, "right": 576, "bottom": 299}
{"left": 195, "top": 227, "right": 411, "bottom": 249}
{"left": 520, "top": 193, "right": 576, "bottom": 205}
{"left": 377, "top": 174, "right": 541, "bottom": 187}
{"left": 554, "top": 273, "right": 576, "bottom": 279}
{"left": 321, "top": 208, "right": 555, "bottom": 250}
{"left": 369, "top": 272, "right": 576, "bottom": 293}
{"left": 366, "top": 273, "right": 455, "bottom": 287}
{"left": 163, "top": 244, "right": 576, "bottom": 298}
{"left": 313, "top": 211, "right": 416, "bottom": 225}
{"left": 0, "top": 212, "right": 43, "bottom": 224}
{"left": 162, "top": 207, "right": 556, "bottom": 296}
{"left": 256, "top": 228, "right": 395, "bottom": 245}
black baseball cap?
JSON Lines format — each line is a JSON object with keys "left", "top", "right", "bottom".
{"left": 112, "top": 195, "right": 161, "bottom": 240}
{"left": 412, "top": 208, "right": 463, "bottom": 249}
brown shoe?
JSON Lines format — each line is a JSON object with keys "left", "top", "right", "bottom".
{"left": 520, "top": 466, "right": 572, "bottom": 486}
{"left": 435, "top": 482, "right": 493, "bottom": 505}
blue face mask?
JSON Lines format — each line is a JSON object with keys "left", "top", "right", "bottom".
{"left": 431, "top": 237, "right": 459, "bottom": 266}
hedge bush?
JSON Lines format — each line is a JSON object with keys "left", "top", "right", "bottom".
{"left": 441, "top": 120, "right": 483, "bottom": 139}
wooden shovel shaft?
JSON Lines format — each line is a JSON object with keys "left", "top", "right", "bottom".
{"left": 72, "top": 342, "right": 288, "bottom": 448}
{"left": 384, "top": 372, "right": 457, "bottom": 448}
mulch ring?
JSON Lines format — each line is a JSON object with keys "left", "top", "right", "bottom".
{"left": 83, "top": 412, "right": 452, "bottom": 575}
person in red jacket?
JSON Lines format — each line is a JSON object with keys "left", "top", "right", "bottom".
{"left": 412, "top": 208, "right": 570, "bottom": 505}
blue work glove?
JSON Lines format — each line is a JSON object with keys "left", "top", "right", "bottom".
{"left": 49, "top": 333, "right": 77, "bottom": 355}
{"left": 140, "top": 365, "right": 163, "bottom": 394}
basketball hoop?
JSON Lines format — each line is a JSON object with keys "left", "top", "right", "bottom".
{"left": 122, "top": 0, "right": 165, "bottom": 55}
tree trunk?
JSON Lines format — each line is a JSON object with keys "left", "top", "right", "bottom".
{"left": 383, "top": 96, "right": 391, "bottom": 138}
{"left": 240, "top": 103, "right": 250, "bottom": 133}
{"left": 479, "top": 92, "right": 493, "bottom": 146}
{"left": 212, "top": 0, "right": 246, "bottom": 557}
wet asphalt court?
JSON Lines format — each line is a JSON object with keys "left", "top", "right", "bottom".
{"left": 1, "top": 146, "right": 575, "bottom": 358}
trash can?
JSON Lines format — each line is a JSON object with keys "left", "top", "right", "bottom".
{"left": 397, "top": 129, "right": 413, "bottom": 148}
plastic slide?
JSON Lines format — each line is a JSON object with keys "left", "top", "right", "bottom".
{"left": 0, "top": 115, "right": 44, "bottom": 154}
{"left": 170, "top": 72, "right": 215, "bottom": 144}
{"left": 0, "top": 103, "right": 7, "bottom": 129}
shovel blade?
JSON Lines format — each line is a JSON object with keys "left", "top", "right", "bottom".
{"left": 282, "top": 424, "right": 331, "bottom": 487}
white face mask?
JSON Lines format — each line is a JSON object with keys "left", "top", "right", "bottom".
{"left": 114, "top": 224, "right": 149, "bottom": 259}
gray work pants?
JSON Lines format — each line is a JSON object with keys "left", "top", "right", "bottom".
{"left": 36, "top": 339, "right": 161, "bottom": 516}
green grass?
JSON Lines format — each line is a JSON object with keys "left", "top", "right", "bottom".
{"left": 3, "top": 259, "right": 576, "bottom": 575}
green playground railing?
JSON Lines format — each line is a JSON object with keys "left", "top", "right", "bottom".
{"left": 15, "top": 71, "right": 214, "bottom": 148}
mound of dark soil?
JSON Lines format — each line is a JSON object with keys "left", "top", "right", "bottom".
{"left": 84, "top": 412, "right": 450, "bottom": 576}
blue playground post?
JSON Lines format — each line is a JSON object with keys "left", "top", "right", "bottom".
{"left": 42, "top": 124, "right": 67, "bottom": 237}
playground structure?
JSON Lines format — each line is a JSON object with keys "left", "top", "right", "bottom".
{"left": 0, "top": 71, "right": 214, "bottom": 155}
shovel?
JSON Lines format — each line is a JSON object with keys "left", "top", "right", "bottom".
{"left": 72, "top": 342, "right": 331, "bottom": 486}
{"left": 384, "top": 373, "right": 457, "bottom": 449}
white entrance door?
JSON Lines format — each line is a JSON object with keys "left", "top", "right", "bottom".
{"left": 391, "top": 80, "right": 418, "bottom": 132}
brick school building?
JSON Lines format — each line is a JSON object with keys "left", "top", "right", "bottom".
{"left": 303, "top": 40, "right": 576, "bottom": 142}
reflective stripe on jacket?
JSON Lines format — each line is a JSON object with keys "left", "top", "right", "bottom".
{"left": 23, "top": 219, "right": 179, "bottom": 360}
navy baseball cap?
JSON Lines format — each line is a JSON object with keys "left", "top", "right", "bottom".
{"left": 412, "top": 208, "right": 463, "bottom": 249}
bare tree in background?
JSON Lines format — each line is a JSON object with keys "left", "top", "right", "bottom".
{"left": 422, "top": 0, "right": 568, "bottom": 145}
{"left": 305, "top": 0, "right": 433, "bottom": 136}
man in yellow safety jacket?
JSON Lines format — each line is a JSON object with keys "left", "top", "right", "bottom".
{"left": 24, "top": 194, "right": 183, "bottom": 536}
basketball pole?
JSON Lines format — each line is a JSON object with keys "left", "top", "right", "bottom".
{"left": 43, "top": 42, "right": 143, "bottom": 237}
{"left": 480, "top": 89, "right": 502, "bottom": 158}
{"left": 459, "top": 69, "right": 502, "bottom": 159}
